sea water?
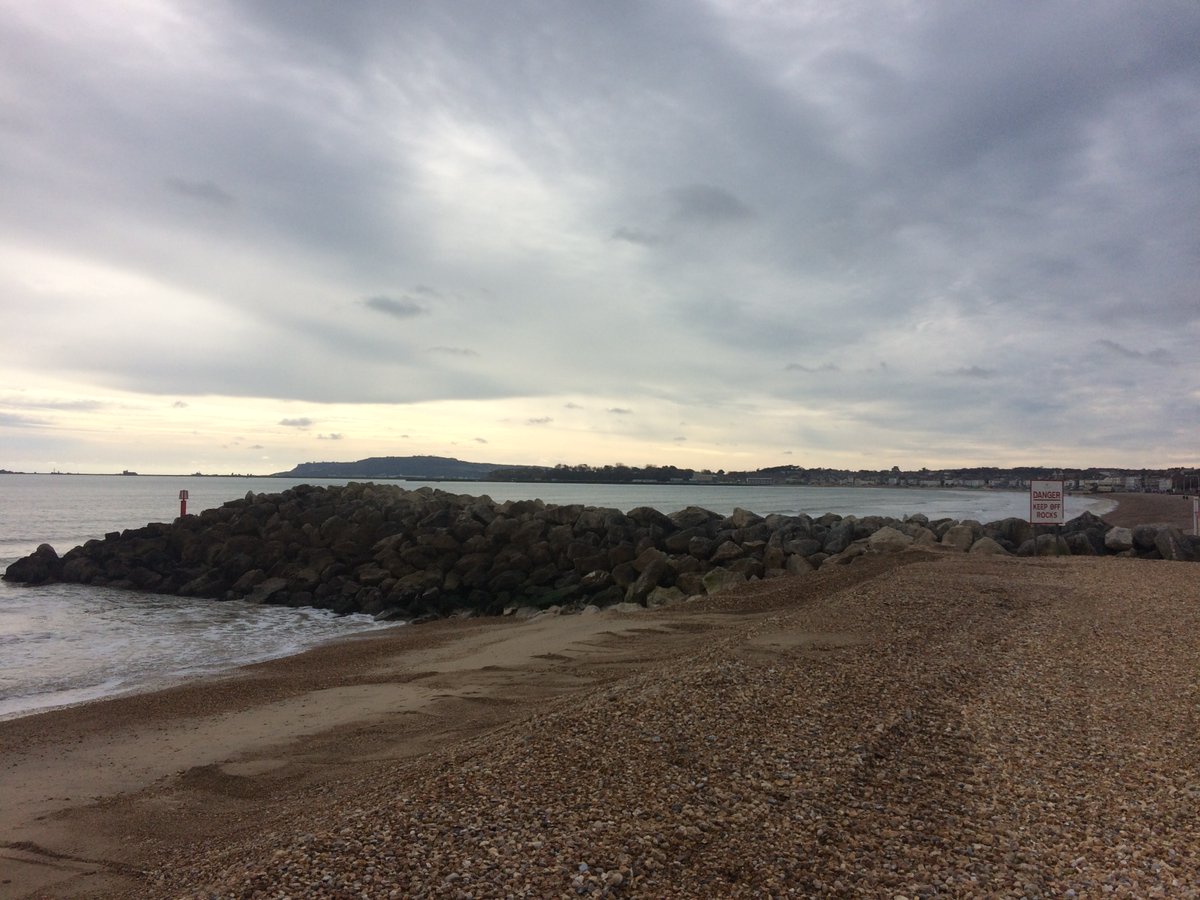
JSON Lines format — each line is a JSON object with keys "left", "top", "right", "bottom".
{"left": 0, "top": 474, "right": 1113, "bottom": 720}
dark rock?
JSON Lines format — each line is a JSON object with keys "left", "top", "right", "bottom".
{"left": 669, "top": 506, "right": 720, "bottom": 530}
{"left": 822, "top": 524, "right": 855, "bottom": 555}
{"left": 710, "top": 540, "right": 744, "bottom": 563}
{"left": 1132, "top": 524, "right": 1165, "bottom": 553}
{"left": 628, "top": 558, "right": 673, "bottom": 604}
{"left": 6, "top": 481, "right": 1193, "bottom": 626}
{"left": 1155, "top": 527, "right": 1196, "bottom": 562}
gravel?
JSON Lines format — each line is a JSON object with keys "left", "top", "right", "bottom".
{"left": 149, "top": 553, "right": 1200, "bottom": 898}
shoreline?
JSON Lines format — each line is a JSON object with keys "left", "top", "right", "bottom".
{"left": 0, "top": 491, "right": 1186, "bottom": 726}
{"left": 0, "top": 491, "right": 1185, "bottom": 723}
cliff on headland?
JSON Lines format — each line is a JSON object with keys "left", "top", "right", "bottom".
{"left": 4, "top": 483, "right": 1197, "bottom": 620}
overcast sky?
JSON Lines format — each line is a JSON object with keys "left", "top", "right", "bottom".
{"left": 2, "top": 0, "right": 1198, "bottom": 474}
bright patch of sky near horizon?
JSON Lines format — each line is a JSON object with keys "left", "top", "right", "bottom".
{"left": 1, "top": 0, "right": 1198, "bottom": 474}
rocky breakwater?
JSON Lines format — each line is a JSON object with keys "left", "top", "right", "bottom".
{"left": 5, "top": 483, "right": 1198, "bottom": 619}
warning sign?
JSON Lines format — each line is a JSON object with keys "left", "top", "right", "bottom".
{"left": 1029, "top": 480, "right": 1065, "bottom": 525}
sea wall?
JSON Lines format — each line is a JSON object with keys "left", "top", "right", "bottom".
{"left": 4, "top": 483, "right": 1197, "bottom": 619}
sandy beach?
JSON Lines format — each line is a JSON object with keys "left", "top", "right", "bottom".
{"left": 2, "top": 492, "right": 1198, "bottom": 898}
{"left": 1095, "top": 491, "right": 1196, "bottom": 533}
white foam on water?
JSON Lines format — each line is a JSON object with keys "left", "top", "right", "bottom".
{"left": 0, "top": 580, "right": 397, "bottom": 721}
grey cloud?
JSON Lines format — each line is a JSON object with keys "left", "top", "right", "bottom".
{"left": 943, "top": 366, "right": 997, "bottom": 379}
{"left": 527, "top": 417, "right": 552, "bottom": 425}
{"left": 474, "top": 436, "right": 488, "bottom": 443}
{"left": 1096, "top": 340, "right": 1176, "bottom": 366}
{"left": 165, "top": 177, "right": 235, "bottom": 206}
{"left": 669, "top": 184, "right": 753, "bottom": 225}
{"left": 318, "top": 433, "right": 343, "bottom": 440}
{"left": 611, "top": 226, "right": 662, "bottom": 247}
{"left": 607, "top": 408, "right": 633, "bottom": 415}
{"left": 0, "top": 412, "right": 49, "bottom": 427}
{"left": 785, "top": 363, "right": 840, "bottom": 374}
{"left": 172, "top": 400, "right": 189, "bottom": 408}
{"left": 279, "top": 417, "right": 314, "bottom": 428}
{"left": 3, "top": 397, "right": 108, "bottom": 412}
{"left": 363, "top": 296, "right": 429, "bottom": 319}
{"left": 429, "top": 346, "right": 478, "bottom": 357}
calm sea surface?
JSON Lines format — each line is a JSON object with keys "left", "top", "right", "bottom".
{"left": 0, "top": 474, "right": 1113, "bottom": 720}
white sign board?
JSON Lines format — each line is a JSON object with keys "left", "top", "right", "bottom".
{"left": 1029, "top": 480, "right": 1065, "bottom": 525}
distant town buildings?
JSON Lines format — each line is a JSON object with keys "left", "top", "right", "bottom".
{"left": 685, "top": 466, "right": 1199, "bottom": 493}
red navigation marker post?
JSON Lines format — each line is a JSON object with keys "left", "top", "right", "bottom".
{"left": 179, "top": 489, "right": 189, "bottom": 517}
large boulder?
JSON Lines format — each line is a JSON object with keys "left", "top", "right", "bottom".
{"left": 822, "top": 523, "right": 855, "bottom": 555}
{"left": 668, "top": 506, "right": 720, "bottom": 530}
{"left": 940, "top": 524, "right": 976, "bottom": 552}
{"left": 1018, "top": 534, "right": 1071, "bottom": 557}
{"left": 867, "top": 526, "right": 913, "bottom": 553}
{"left": 969, "top": 536, "right": 1009, "bottom": 556}
{"left": 1064, "top": 532, "right": 1100, "bottom": 556}
{"left": 1155, "top": 528, "right": 1197, "bottom": 562}
{"left": 245, "top": 576, "right": 290, "bottom": 604}
{"left": 710, "top": 540, "right": 745, "bottom": 563}
{"left": 2, "top": 543, "right": 62, "bottom": 584}
{"left": 729, "top": 507, "right": 765, "bottom": 529}
{"left": 1132, "top": 524, "right": 1166, "bottom": 554}
{"left": 1104, "top": 527, "right": 1134, "bottom": 553}
{"left": 785, "top": 554, "right": 815, "bottom": 575}
{"left": 701, "top": 566, "right": 746, "bottom": 595}
{"left": 627, "top": 557, "right": 674, "bottom": 604}
{"left": 985, "top": 517, "right": 1034, "bottom": 549}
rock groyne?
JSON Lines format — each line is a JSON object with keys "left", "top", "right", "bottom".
{"left": 4, "top": 483, "right": 1197, "bottom": 619}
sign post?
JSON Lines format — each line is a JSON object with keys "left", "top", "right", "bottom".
{"left": 1193, "top": 496, "right": 1198, "bottom": 536}
{"left": 179, "top": 489, "right": 189, "bottom": 517}
{"left": 1029, "top": 480, "right": 1065, "bottom": 526}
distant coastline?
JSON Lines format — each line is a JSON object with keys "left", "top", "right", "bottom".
{"left": 3, "top": 451, "right": 1195, "bottom": 500}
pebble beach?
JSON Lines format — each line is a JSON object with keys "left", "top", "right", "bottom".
{"left": 2, "top": 494, "right": 1198, "bottom": 898}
